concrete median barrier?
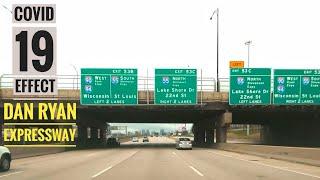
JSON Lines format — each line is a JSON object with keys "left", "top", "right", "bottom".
{"left": 9, "top": 147, "right": 66, "bottom": 159}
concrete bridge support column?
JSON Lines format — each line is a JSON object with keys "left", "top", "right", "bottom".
{"left": 193, "top": 122, "right": 205, "bottom": 146}
{"left": 260, "top": 116, "right": 320, "bottom": 146}
{"left": 198, "top": 125, "right": 205, "bottom": 146}
{"left": 192, "top": 122, "right": 199, "bottom": 144}
{"left": 205, "top": 128, "right": 215, "bottom": 144}
{"left": 102, "top": 123, "right": 108, "bottom": 145}
{"left": 204, "top": 119, "right": 215, "bottom": 145}
{"left": 77, "top": 125, "right": 88, "bottom": 147}
{"left": 216, "top": 127, "right": 227, "bottom": 143}
{"left": 100, "top": 127, "right": 106, "bottom": 146}
{"left": 216, "top": 112, "right": 232, "bottom": 143}
{"left": 90, "top": 127, "right": 98, "bottom": 147}
{"left": 260, "top": 125, "right": 272, "bottom": 144}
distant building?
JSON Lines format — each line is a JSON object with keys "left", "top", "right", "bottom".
{"left": 135, "top": 131, "right": 141, "bottom": 136}
{"left": 160, "top": 129, "right": 165, "bottom": 136}
{"left": 141, "top": 129, "right": 146, "bottom": 136}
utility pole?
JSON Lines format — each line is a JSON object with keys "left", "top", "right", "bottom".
{"left": 70, "top": 64, "right": 79, "bottom": 89}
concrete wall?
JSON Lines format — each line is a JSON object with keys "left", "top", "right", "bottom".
{"left": 9, "top": 147, "right": 66, "bottom": 159}
{"left": 213, "top": 143, "right": 320, "bottom": 167}
{"left": 260, "top": 118, "right": 320, "bottom": 146}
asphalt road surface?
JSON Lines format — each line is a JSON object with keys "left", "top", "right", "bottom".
{"left": 1, "top": 136, "right": 320, "bottom": 180}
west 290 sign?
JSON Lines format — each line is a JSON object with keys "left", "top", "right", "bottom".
{"left": 12, "top": 4, "right": 57, "bottom": 96}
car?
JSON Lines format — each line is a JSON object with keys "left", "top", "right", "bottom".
{"left": 0, "top": 146, "right": 11, "bottom": 171}
{"left": 142, "top": 136, "right": 149, "bottom": 142}
{"left": 176, "top": 137, "right": 192, "bottom": 150}
{"left": 132, "top": 137, "right": 139, "bottom": 142}
{"left": 106, "top": 137, "right": 120, "bottom": 147}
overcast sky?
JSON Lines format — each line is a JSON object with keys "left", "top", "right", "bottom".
{"left": 1, "top": 0, "right": 319, "bottom": 131}
{"left": 1, "top": 0, "right": 320, "bottom": 77}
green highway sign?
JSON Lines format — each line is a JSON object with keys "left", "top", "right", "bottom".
{"left": 230, "top": 68, "right": 271, "bottom": 105}
{"left": 155, "top": 69, "right": 197, "bottom": 104}
{"left": 273, "top": 69, "right": 320, "bottom": 104}
{"left": 81, "top": 68, "right": 137, "bottom": 105}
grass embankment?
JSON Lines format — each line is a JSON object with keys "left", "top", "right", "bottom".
{"left": 227, "top": 130, "right": 260, "bottom": 140}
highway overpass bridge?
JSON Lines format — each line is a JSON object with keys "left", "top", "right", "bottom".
{"left": 1, "top": 74, "right": 320, "bottom": 147}
{"left": 1, "top": 87, "right": 320, "bottom": 147}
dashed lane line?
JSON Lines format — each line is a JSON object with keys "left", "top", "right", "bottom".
{"left": 91, "top": 150, "right": 139, "bottom": 178}
{"left": 0, "top": 171, "right": 24, "bottom": 178}
{"left": 189, "top": 166, "right": 204, "bottom": 177}
{"left": 173, "top": 151, "right": 205, "bottom": 177}
{"left": 92, "top": 166, "right": 113, "bottom": 178}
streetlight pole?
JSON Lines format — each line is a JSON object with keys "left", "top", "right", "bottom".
{"left": 210, "top": 8, "right": 220, "bottom": 92}
{"left": 70, "top": 64, "right": 79, "bottom": 89}
{"left": 244, "top": 40, "right": 252, "bottom": 136}
{"left": 245, "top": 40, "right": 252, "bottom": 68}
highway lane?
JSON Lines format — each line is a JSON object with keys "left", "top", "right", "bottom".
{"left": 0, "top": 136, "right": 320, "bottom": 180}
{"left": 122, "top": 136, "right": 176, "bottom": 145}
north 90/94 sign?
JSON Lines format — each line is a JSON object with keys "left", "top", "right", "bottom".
{"left": 12, "top": 4, "right": 57, "bottom": 96}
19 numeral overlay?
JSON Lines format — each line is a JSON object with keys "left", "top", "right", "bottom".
{"left": 16, "top": 30, "right": 53, "bottom": 72}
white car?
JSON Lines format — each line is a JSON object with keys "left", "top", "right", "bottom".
{"left": 176, "top": 137, "right": 192, "bottom": 150}
{"left": 132, "top": 137, "right": 139, "bottom": 142}
{"left": 0, "top": 146, "right": 11, "bottom": 171}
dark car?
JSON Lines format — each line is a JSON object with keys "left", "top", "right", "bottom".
{"left": 106, "top": 137, "right": 120, "bottom": 147}
{"left": 142, "top": 136, "right": 149, "bottom": 142}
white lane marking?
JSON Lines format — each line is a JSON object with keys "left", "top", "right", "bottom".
{"left": 92, "top": 166, "right": 113, "bottom": 178}
{"left": 91, "top": 150, "right": 139, "bottom": 178}
{"left": 189, "top": 166, "right": 204, "bottom": 177}
{"left": 207, "top": 150, "right": 320, "bottom": 179}
{"left": 0, "top": 171, "right": 24, "bottom": 178}
{"left": 174, "top": 151, "right": 204, "bottom": 177}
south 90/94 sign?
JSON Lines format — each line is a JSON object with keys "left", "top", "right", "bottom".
{"left": 12, "top": 5, "right": 57, "bottom": 96}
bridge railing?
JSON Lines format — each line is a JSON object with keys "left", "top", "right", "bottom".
{"left": 219, "top": 78, "right": 230, "bottom": 92}
{"left": 0, "top": 74, "right": 218, "bottom": 91}
{"left": 0, "top": 74, "right": 230, "bottom": 103}
{"left": 0, "top": 74, "right": 81, "bottom": 90}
